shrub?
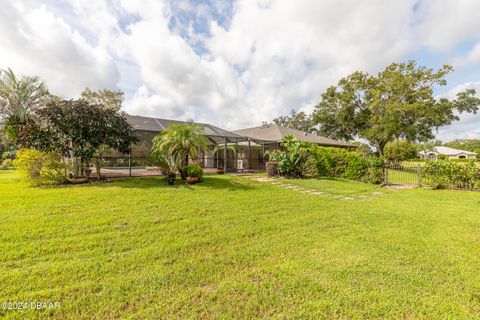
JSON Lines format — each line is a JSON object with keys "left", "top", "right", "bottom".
{"left": 266, "top": 136, "right": 385, "bottom": 184}
{"left": 2, "top": 151, "right": 12, "bottom": 160}
{"left": 0, "top": 159, "right": 14, "bottom": 170}
{"left": 266, "top": 136, "right": 310, "bottom": 178}
{"left": 384, "top": 140, "right": 418, "bottom": 163}
{"left": 362, "top": 156, "right": 385, "bottom": 184}
{"left": 309, "top": 147, "right": 385, "bottom": 183}
{"left": 422, "top": 160, "right": 477, "bottom": 189}
{"left": 185, "top": 164, "right": 204, "bottom": 180}
{"left": 178, "top": 166, "right": 188, "bottom": 180}
{"left": 13, "top": 149, "right": 68, "bottom": 185}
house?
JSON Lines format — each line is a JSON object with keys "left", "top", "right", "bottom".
{"left": 418, "top": 146, "right": 477, "bottom": 161}
{"left": 232, "top": 124, "right": 355, "bottom": 148}
{"left": 105, "top": 115, "right": 355, "bottom": 172}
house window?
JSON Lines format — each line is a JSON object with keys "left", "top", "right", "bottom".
{"left": 458, "top": 155, "right": 466, "bottom": 159}
{"left": 427, "top": 153, "right": 436, "bottom": 161}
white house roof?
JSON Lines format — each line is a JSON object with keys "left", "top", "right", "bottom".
{"left": 418, "top": 146, "right": 477, "bottom": 156}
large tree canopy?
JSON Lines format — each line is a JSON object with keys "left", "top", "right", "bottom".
{"left": 313, "top": 61, "right": 480, "bottom": 155}
{"left": 21, "top": 99, "right": 137, "bottom": 176}
{"left": 81, "top": 88, "right": 124, "bottom": 111}
{"left": 271, "top": 109, "right": 317, "bottom": 133}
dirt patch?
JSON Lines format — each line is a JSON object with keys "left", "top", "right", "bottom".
{"left": 384, "top": 184, "right": 416, "bottom": 189}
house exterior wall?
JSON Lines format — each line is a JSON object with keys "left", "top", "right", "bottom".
{"left": 419, "top": 153, "right": 476, "bottom": 160}
{"left": 446, "top": 154, "right": 476, "bottom": 160}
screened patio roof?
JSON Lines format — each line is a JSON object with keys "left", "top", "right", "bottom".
{"left": 126, "top": 114, "right": 273, "bottom": 145}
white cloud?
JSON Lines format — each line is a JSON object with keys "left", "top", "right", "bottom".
{"left": 0, "top": 1, "right": 119, "bottom": 98}
{"left": 118, "top": 0, "right": 417, "bottom": 129}
{"left": 436, "top": 81, "right": 480, "bottom": 141}
{"left": 415, "top": 0, "right": 480, "bottom": 51}
{"left": 2, "top": 0, "right": 480, "bottom": 141}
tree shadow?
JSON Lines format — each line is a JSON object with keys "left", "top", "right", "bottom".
{"left": 75, "top": 174, "right": 258, "bottom": 191}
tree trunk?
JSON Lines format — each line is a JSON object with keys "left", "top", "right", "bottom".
{"left": 376, "top": 140, "right": 387, "bottom": 157}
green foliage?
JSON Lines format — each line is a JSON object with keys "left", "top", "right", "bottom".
{"left": 151, "top": 123, "right": 209, "bottom": 163}
{"left": 351, "top": 141, "right": 374, "bottom": 157}
{"left": 81, "top": 88, "right": 124, "bottom": 111}
{"left": 311, "top": 147, "right": 384, "bottom": 184}
{"left": 23, "top": 99, "right": 137, "bottom": 177}
{"left": 13, "top": 149, "right": 68, "bottom": 185}
{"left": 422, "top": 160, "right": 478, "bottom": 189}
{"left": 0, "top": 68, "right": 50, "bottom": 126}
{"left": 267, "top": 136, "right": 384, "bottom": 183}
{"left": 3, "top": 122, "right": 20, "bottom": 142}
{"left": 384, "top": 140, "right": 418, "bottom": 163}
{"left": 150, "top": 123, "right": 209, "bottom": 183}
{"left": 185, "top": 164, "right": 204, "bottom": 180}
{"left": 313, "top": 61, "right": 480, "bottom": 155}
{"left": 266, "top": 136, "right": 310, "bottom": 178}
{"left": 271, "top": 109, "right": 317, "bottom": 133}
{"left": 0, "top": 159, "right": 14, "bottom": 169}
{"left": 1, "top": 151, "right": 12, "bottom": 160}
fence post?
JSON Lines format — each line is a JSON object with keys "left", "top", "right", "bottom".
{"left": 384, "top": 164, "right": 388, "bottom": 185}
{"left": 417, "top": 164, "right": 422, "bottom": 187}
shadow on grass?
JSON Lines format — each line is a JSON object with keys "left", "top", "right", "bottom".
{"left": 67, "top": 174, "right": 258, "bottom": 191}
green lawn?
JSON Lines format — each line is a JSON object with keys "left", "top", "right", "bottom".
{"left": 1, "top": 170, "right": 480, "bottom": 319}
{"left": 386, "top": 168, "right": 419, "bottom": 185}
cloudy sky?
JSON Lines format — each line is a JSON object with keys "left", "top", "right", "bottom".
{"left": 1, "top": 0, "right": 480, "bottom": 141}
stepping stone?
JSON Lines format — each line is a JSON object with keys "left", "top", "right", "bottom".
{"left": 372, "top": 192, "right": 383, "bottom": 195}
{"left": 341, "top": 197, "right": 355, "bottom": 200}
{"left": 312, "top": 192, "right": 326, "bottom": 195}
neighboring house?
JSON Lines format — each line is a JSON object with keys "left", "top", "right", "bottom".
{"left": 418, "top": 146, "right": 477, "bottom": 161}
{"left": 232, "top": 124, "right": 355, "bottom": 148}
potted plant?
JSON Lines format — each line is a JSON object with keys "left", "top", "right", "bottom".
{"left": 213, "top": 144, "right": 236, "bottom": 175}
{"left": 186, "top": 164, "right": 203, "bottom": 184}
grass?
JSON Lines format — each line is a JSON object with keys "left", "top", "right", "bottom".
{"left": 386, "top": 168, "right": 419, "bottom": 185}
{"left": 1, "top": 170, "right": 480, "bottom": 319}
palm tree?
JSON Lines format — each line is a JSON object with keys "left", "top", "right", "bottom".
{"left": 0, "top": 68, "right": 49, "bottom": 124}
{"left": 151, "top": 122, "right": 209, "bottom": 163}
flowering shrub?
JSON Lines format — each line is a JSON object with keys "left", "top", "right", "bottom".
{"left": 13, "top": 149, "right": 68, "bottom": 185}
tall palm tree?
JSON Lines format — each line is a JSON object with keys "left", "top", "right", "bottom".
{"left": 0, "top": 68, "right": 49, "bottom": 124}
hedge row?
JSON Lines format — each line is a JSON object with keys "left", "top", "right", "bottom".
{"left": 422, "top": 160, "right": 480, "bottom": 189}
{"left": 267, "top": 136, "right": 385, "bottom": 184}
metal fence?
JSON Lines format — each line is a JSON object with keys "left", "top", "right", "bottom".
{"left": 384, "top": 163, "right": 423, "bottom": 186}
{"left": 384, "top": 162, "right": 480, "bottom": 191}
